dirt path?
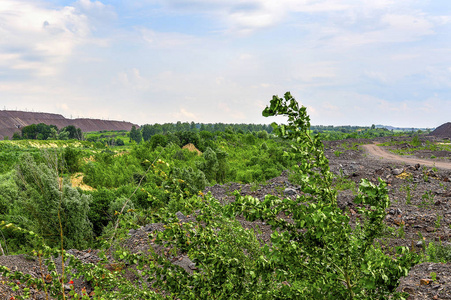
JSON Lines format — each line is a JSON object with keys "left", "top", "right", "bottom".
{"left": 361, "top": 143, "right": 451, "bottom": 170}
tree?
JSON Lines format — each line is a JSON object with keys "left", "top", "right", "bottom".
{"left": 190, "top": 121, "right": 197, "bottom": 131}
{"left": 12, "top": 153, "right": 92, "bottom": 249}
{"left": 21, "top": 124, "right": 37, "bottom": 139}
{"left": 129, "top": 126, "right": 142, "bottom": 144}
{"left": 116, "top": 138, "right": 125, "bottom": 146}
{"left": 60, "top": 125, "right": 82, "bottom": 140}
{"left": 12, "top": 132, "right": 21, "bottom": 140}
{"left": 175, "top": 131, "right": 201, "bottom": 148}
{"left": 141, "top": 124, "right": 153, "bottom": 141}
{"left": 149, "top": 134, "right": 167, "bottom": 149}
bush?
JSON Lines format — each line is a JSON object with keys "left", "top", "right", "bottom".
{"left": 63, "top": 146, "right": 81, "bottom": 173}
{"left": 10, "top": 153, "right": 92, "bottom": 249}
{"left": 116, "top": 138, "right": 125, "bottom": 146}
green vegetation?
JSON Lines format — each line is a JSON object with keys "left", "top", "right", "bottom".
{"left": 380, "top": 136, "right": 451, "bottom": 156}
{"left": 310, "top": 125, "right": 408, "bottom": 140}
{"left": 14, "top": 123, "right": 83, "bottom": 140}
{"left": 0, "top": 92, "right": 441, "bottom": 299}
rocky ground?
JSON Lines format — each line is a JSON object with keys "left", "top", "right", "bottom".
{"left": 1, "top": 135, "right": 451, "bottom": 299}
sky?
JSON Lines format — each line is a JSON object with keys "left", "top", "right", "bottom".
{"left": 1, "top": 0, "right": 450, "bottom": 128}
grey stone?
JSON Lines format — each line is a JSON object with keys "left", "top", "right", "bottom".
{"left": 143, "top": 224, "right": 157, "bottom": 232}
{"left": 284, "top": 188, "right": 297, "bottom": 196}
{"left": 176, "top": 211, "right": 186, "bottom": 220}
{"left": 392, "top": 168, "right": 404, "bottom": 175}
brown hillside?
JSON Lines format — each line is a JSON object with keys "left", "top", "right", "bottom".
{"left": 430, "top": 122, "right": 451, "bottom": 138}
{"left": 0, "top": 110, "right": 138, "bottom": 140}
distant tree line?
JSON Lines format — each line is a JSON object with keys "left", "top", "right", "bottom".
{"left": 128, "top": 122, "right": 274, "bottom": 145}
{"left": 11, "top": 123, "right": 83, "bottom": 140}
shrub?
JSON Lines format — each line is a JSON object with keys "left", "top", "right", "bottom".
{"left": 10, "top": 153, "right": 92, "bottom": 249}
{"left": 147, "top": 92, "right": 420, "bottom": 299}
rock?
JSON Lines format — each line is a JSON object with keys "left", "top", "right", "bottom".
{"left": 188, "top": 262, "right": 197, "bottom": 270}
{"left": 284, "top": 188, "right": 297, "bottom": 196}
{"left": 392, "top": 168, "right": 404, "bottom": 175}
{"left": 420, "top": 279, "right": 431, "bottom": 285}
{"left": 175, "top": 211, "right": 186, "bottom": 220}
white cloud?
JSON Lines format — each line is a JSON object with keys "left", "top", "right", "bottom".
{"left": 140, "top": 28, "right": 198, "bottom": 48}
{"left": 171, "top": 108, "right": 198, "bottom": 121}
{"left": 114, "top": 68, "right": 151, "bottom": 91}
{"left": 0, "top": 0, "right": 110, "bottom": 77}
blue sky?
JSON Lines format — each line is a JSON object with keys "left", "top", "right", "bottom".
{"left": 1, "top": 0, "right": 450, "bottom": 127}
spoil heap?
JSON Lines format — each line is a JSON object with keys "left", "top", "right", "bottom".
{"left": 0, "top": 110, "right": 138, "bottom": 139}
{"left": 431, "top": 122, "right": 451, "bottom": 138}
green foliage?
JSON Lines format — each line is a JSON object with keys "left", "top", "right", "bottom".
{"left": 0, "top": 171, "right": 17, "bottom": 215}
{"left": 87, "top": 188, "right": 117, "bottom": 236}
{"left": 172, "top": 167, "right": 208, "bottom": 195}
{"left": 0, "top": 93, "right": 426, "bottom": 298}
{"left": 129, "top": 126, "right": 142, "bottom": 144}
{"left": 19, "top": 123, "right": 83, "bottom": 140}
{"left": 116, "top": 138, "right": 125, "bottom": 146}
{"left": 139, "top": 92, "right": 419, "bottom": 299}
{"left": 60, "top": 125, "right": 83, "bottom": 140}
{"left": 231, "top": 92, "right": 417, "bottom": 298}
{"left": 82, "top": 151, "right": 141, "bottom": 188}
{"left": 63, "top": 146, "right": 81, "bottom": 173}
{"left": 149, "top": 134, "right": 168, "bottom": 149}
{"left": 424, "top": 241, "right": 451, "bottom": 263}
{"left": 9, "top": 153, "right": 92, "bottom": 249}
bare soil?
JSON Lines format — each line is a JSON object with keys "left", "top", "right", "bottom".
{"left": 1, "top": 135, "right": 451, "bottom": 299}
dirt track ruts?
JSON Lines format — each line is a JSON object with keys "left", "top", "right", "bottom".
{"left": 361, "top": 143, "right": 451, "bottom": 170}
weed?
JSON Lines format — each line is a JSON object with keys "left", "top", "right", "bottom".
{"left": 435, "top": 215, "right": 442, "bottom": 230}
{"left": 423, "top": 172, "right": 429, "bottom": 182}
{"left": 333, "top": 171, "right": 357, "bottom": 191}
{"left": 430, "top": 272, "right": 437, "bottom": 282}
{"left": 424, "top": 241, "right": 451, "bottom": 263}
{"left": 420, "top": 190, "right": 435, "bottom": 207}
{"left": 334, "top": 150, "right": 343, "bottom": 157}
{"left": 397, "top": 224, "right": 406, "bottom": 239}
{"left": 250, "top": 182, "right": 260, "bottom": 192}
{"left": 400, "top": 184, "right": 412, "bottom": 205}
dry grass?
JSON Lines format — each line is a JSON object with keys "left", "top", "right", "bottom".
{"left": 182, "top": 143, "right": 202, "bottom": 155}
{"left": 70, "top": 172, "right": 95, "bottom": 191}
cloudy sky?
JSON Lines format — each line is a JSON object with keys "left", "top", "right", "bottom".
{"left": 1, "top": 0, "right": 450, "bottom": 127}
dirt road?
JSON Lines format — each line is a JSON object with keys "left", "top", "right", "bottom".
{"left": 361, "top": 143, "right": 451, "bottom": 170}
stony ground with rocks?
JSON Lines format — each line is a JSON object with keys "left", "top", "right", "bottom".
{"left": 1, "top": 135, "right": 451, "bottom": 299}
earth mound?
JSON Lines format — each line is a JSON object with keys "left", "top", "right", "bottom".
{"left": 0, "top": 110, "right": 139, "bottom": 140}
{"left": 431, "top": 122, "right": 451, "bottom": 138}
{"left": 182, "top": 143, "right": 202, "bottom": 155}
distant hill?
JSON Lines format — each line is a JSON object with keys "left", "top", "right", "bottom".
{"left": 0, "top": 110, "right": 138, "bottom": 140}
{"left": 374, "top": 124, "right": 434, "bottom": 131}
